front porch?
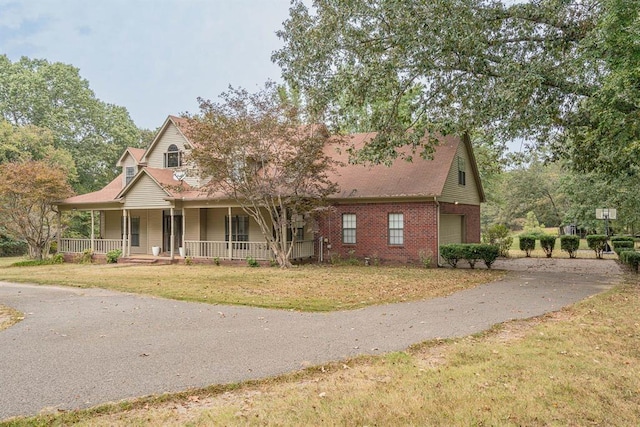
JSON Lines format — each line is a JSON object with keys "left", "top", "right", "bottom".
{"left": 59, "top": 238, "right": 316, "bottom": 261}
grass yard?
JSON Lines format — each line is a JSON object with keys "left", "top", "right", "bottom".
{"left": 0, "top": 258, "right": 503, "bottom": 312}
{"left": 4, "top": 275, "right": 638, "bottom": 426}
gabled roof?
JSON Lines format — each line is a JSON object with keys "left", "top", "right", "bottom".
{"left": 116, "top": 147, "right": 146, "bottom": 167}
{"left": 326, "top": 132, "right": 484, "bottom": 201}
{"left": 58, "top": 174, "right": 124, "bottom": 206}
{"left": 140, "top": 115, "right": 192, "bottom": 164}
{"left": 115, "top": 167, "right": 192, "bottom": 200}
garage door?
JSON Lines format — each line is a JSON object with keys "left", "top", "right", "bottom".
{"left": 440, "top": 214, "right": 464, "bottom": 245}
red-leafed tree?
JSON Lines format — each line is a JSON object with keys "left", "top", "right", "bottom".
{"left": 0, "top": 160, "right": 73, "bottom": 259}
{"left": 187, "top": 83, "right": 340, "bottom": 268}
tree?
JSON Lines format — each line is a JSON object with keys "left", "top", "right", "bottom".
{"left": 0, "top": 55, "right": 143, "bottom": 193}
{"left": 0, "top": 120, "right": 77, "bottom": 177}
{"left": 187, "top": 83, "right": 340, "bottom": 268}
{"left": 273, "top": 0, "right": 637, "bottom": 176}
{"left": 0, "top": 161, "right": 73, "bottom": 259}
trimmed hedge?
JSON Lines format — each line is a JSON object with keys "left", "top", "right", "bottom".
{"left": 539, "top": 235, "right": 557, "bottom": 258}
{"left": 611, "top": 236, "right": 635, "bottom": 243}
{"left": 613, "top": 240, "right": 634, "bottom": 255}
{"left": 586, "top": 234, "right": 609, "bottom": 259}
{"left": 440, "top": 244, "right": 500, "bottom": 269}
{"left": 560, "top": 235, "right": 580, "bottom": 258}
{"left": 518, "top": 234, "right": 537, "bottom": 257}
{"left": 619, "top": 250, "right": 640, "bottom": 273}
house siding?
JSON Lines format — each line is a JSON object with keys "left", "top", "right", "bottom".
{"left": 440, "top": 142, "right": 481, "bottom": 205}
{"left": 121, "top": 154, "right": 138, "bottom": 188}
{"left": 128, "top": 210, "right": 148, "bottom": 254}
{"left": 104, "top": 211, "right": 122, "bottom": 240}
{"left": 146, "top": 123, "right": 188, "bottom": 169}
{"left": 147, "top": 210, "right": 163, "bottom": 252}
{"left": 317, "top": 201, "right": 439, "bottom": 264}
{"left": 123, "top": 175, "right": 172, "bottom": 209}
{"left": 184, "top": 208, "right": 201, "bottom": 242}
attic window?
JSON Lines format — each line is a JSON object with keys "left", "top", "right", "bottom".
{"left": 165, "top": 144, "right": 182, "bottom": 168}
{"left": 457, "top": 156, "right": 466, "bottom": 186}
{"left": 125, "top": 167, "right": 135, "bottom": 185}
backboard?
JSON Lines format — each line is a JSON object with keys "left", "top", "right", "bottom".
{"left": 595, "top": 208, "right": 617, "bottom": 220}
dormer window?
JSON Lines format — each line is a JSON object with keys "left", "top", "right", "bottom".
{"left": 164, "top": 144, "right": 182, "bottom": 168}
{"left": 125, "top": 166, "right": 136, "bottom": 185}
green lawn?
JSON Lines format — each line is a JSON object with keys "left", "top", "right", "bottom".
{"left": 0, "top": 258, "right": 503, "bottom": 312}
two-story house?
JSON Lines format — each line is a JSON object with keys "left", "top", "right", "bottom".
{"left": 56, "top": 115, "right": 485, "bottom": 265}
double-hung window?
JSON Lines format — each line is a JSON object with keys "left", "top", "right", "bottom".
{"left": 125, "top": 167, "right": 136, "bottom": 185}
{"left": 342, "top": 213, "right": 356, "bottom": 244}
{"left": 388, "top": 213, "right": 404, "bottom": 245}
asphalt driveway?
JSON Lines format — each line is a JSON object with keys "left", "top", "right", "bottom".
{"left": 0, "top": 259, "right": 622, "bottom": 420}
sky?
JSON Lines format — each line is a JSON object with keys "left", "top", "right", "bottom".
{"left": 0, "top": 0, "right": 296, "bottom": 130}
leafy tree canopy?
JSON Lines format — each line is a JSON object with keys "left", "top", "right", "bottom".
{"left": 187, "top": 82, "right": 340, "bottom": 267}
{"left": 274, "top": 0, "right": 638, "bottom": 176}
{"left": 0, "top": 160, "right": 73, "bottom": 259}
{"left": 0, "top": 120, "right": 77, "bottom": 179}
{"left": 0, "top": 55, "right": 143, "bottom": 193}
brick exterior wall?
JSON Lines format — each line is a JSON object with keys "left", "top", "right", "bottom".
{"left": 440, "top": 202, "right": 481, "bottom": 243}
{"left": 316, "top": 201, "right": 439, "bottom": 265}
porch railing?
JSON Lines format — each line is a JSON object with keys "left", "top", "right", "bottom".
{"left": 59, "top": 238, "right": 122, "bottom": 254}
{"left": 59, "top": 238, "right": 315, "bottom": 260}
{"left": 184, "top": 240, "right": 315, "bottom": 260}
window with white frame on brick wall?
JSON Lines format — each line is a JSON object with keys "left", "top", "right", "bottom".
{"left": 342, "top": 213, "right": 356, "bottom": 244}
{"left": 388, "top": 213, "right": 404, "bottom": 245}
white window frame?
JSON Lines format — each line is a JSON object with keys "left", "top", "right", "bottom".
{"left": 342, "top": 213, "right": 356, "bottom": 244}
{"left": 388, "top": 213, "right": 404, "bottom": 245}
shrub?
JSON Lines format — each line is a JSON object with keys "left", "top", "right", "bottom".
{"left": 11, "top": 255, "right": 64, "bottom": 267}
{"left": 440, "top": 244, "right": 498, "bottom": 269}
{"left": 619, "top": 250, "right": 640, "bottom": 273}
{"left": 539, "top": 235, "right": 557, "bottom": 258}
{"left": 586, "top": 234, "right": 609, "bottom": 259}
{"left": 440, "top": 244, "right": 462, "bottom": 268}
{"left": 611, "top": 236, "right": 635, "bottom": 243}
{"left": 77, "top": 248, "right": 94, "bottom": 264}
{"left": 560, "top": 235, "right": 580, "bottom": 258}
{"left": 0, "top": 237, "right": 28, "bottom": 257}
{"left": 418, "top": 249, "right": 433, "bottom": 268}
{"left": 613, "top": 240, "right": 634, "bottom": 256}
{"left": 460, "top": 244, "right": 480, "bottom": 269}
{"left": 213, "top": 257, "right": 220, "bottom": 266}
{"left": 246, "top": 256, "right": 259, "bottom": 267}
{"left": 184, "top": 256, "right": 193, "bottom": 266}
{"left": 482, "top": 224, "right": 513, "bottom": 257}
{"left": 518, "top": 234, "right": 537, "bottom": 257}
{"left": 106, "top": 249, "right": 122, "bottom": 264}
{"left": 476, "top": 244, "right": 499, "bottom": 269}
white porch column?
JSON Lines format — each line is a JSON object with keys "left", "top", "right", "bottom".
{"left": 121, "top": 210, "right": 127, "bottom": 257}
{"left": 227, "top": 207, "right": 232, "bottom": 260}
{"left": 127, "top": 213, "right": 132, "bottom": 257}
{"left": 170, "top": 207, "right": 175, "bottom": 258}
{"left": 282, "top": 206, "right": 288, "bottom": 257}
{"left": 90, "top": 210, "right": 95, "bottom": 252}
{"left": 182, "top": 208, "right": 186, "bottom": 255}
{"left": 57, "top": 211, "right": 62, "bottom": 254}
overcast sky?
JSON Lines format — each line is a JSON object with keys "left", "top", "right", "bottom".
{"left": 1, "top": 0, "right": 294, "bottom": 130}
